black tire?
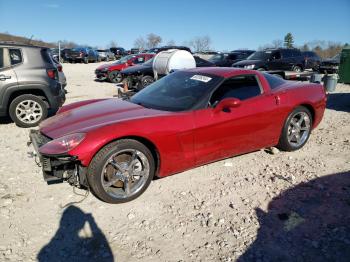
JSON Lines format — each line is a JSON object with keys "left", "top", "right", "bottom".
{"left": 87, "top": 139, "right": 155, "bottom": 203}
{"left": 293, "top": 65, "right": 302, "bottom": 72}
{"left": 84, "top": 57, "right": 88, "bottom": 64}
{"left": 141, "top": 75, "right": 155, "bottom": 88}
{"left": 9, "top": 94, "right": 48, "bottom": 128}
{"left": 108, "top": 70, "right": 121, "bottom": 83}
{"left": 106, "top": 57, "right": 109, "bottom": 62}
{"left": 277, "top": 106, "right": 313, "bottom": 152}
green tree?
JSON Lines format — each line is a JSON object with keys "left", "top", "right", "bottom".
{"left": 284, "top": 33, "right": 294, "bottom": 48}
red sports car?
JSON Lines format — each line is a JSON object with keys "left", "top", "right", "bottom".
{"left": 95, "top": 53, "right": 154, "bottom": 83}
{"left": 29, "top": 68, "right": 326, "bottom": 203}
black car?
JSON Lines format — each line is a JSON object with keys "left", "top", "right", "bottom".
{"left": 66, "top": 47, "right": 99, "bottom": 63}
{"left": 209, "top": 50, "right": 255, "bottom": 67}
{"left": 110, "top": 47, "right": 127, "bottom": 59}
{"left": 318, "top": 54, "right": 340, "bottom": 74}
{"left": 148, "top": 46, "right": 192, "bottom": 54}
{"left": 120, "top": 56, "right": 215, "bottom": 90}
{"left": 233, "top": 48, "right": 305, "bottom": 72}
{"left": 302, "top": 51, "right": 321, "bottom": 71}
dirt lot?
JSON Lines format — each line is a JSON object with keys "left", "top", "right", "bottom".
{"left": 0, "top": 62, "right": 349, "bottom": 262}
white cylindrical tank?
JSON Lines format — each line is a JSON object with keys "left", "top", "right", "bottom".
{"left": 153, "top": 49, "right": 196, "bottom": 78}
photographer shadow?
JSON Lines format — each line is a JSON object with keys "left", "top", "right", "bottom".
{"left": 38, "top": 206, "right": 114, "bottom": 262}
{"left": 238, "top": 171, "right": 350, "bottom": 262}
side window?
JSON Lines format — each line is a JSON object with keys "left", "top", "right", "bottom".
{"left": 271, "top": 51, "right": 281, "bottom": 60}
{"left": 210, "top": 75, "right": 262, "bottom": 105}
{"left": 0, "top": 48, "right": 4, "bottom": 69}
{"left": 9, "top": 49, "right": 22, "bottom": 65}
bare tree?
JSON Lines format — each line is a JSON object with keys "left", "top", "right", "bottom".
{"left": 134, "top": 37, "right": 146, "bottom": 50}
{"left": 272, "top": 39, "right": 283, "bottom": 48}
{"left": 109, "top": 40, "right": 118, "bottom": 48}
{"left": 146, "top": 33, "right": 162, "bottom": 49}
{"left": 166, "top": 39, "right": 176, "bottom": 46}
{"left": 190, "top": 36, "right": 211, "bottom": 52}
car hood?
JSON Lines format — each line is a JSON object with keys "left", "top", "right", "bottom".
{"left": 121, "top": 64, "right": 152, "bottom": 75}
{"left": 39, "top": 99, "right": 170, "bottom": 139}
{"left": 96, "top": 64, "right": 111, "bottom": 70}
{"left": 233, "top": 60, "right": 263, "bottom": 66}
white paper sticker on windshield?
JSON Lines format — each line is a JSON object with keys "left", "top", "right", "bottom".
{"left": 190, "top": 75, "right": 212, "bottom": 83}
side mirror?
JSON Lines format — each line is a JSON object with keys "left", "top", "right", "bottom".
{"left": 214, "top": 98, "right": 241, "bottom": 113}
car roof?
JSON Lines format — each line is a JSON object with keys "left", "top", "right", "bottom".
{"left": 0, "top": 41, "right": 48, "bottom": 49}
{"left": 184, "top": 67, "right": 256, "bottom": 78}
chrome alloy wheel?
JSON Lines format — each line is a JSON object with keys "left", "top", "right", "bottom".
{"left": 101, "top": 149, "right": 150, "bottom": 199}
{"left": 15, "top": 100, "right": 43, "bottom": 124}
{"left": 287, "top": 112, "right": 311, "bottom": 147}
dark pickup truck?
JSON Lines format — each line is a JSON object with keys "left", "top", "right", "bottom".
{"left": 66, "top": 47, "right": 99, "bottom": 63}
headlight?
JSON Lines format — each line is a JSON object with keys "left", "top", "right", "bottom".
{"left": 244, "top": 64, "right": 255, "bottom": 69}
{"left": 39, "top": 133, "right": 86, "bottom": 155}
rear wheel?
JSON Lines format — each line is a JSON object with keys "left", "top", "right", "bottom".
{"left": 87, "top": 139, "right": 155, "bottom": 203}
{"left": 84, "top": 57, "right": 89, "bottom": 64}
{"left": 9, "top": 94, "right": 48, "bottom": 128}
{"left": 141, "top": 75, "right": 155, "bottom": 88}
{"left": 277, "top": 106, "right": 312, "bottom": 151}
{"left": 108, "top": 70, "right": 122, "bottom": 83}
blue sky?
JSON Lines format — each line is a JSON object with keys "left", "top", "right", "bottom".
{"left": 0, "top": 0, "right": 349, "bottom": 50}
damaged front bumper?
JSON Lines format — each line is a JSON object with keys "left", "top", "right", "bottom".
{"left": 28, "top": 130, "right": 88, "bottom": 188}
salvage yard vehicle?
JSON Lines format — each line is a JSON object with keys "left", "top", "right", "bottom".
{"left": 302, "top": 51, "right": 321, "bottom": 71}
{"left": 66, "top": 47, "right": 99, "bottom": 63}
{"left": 95, "top": 53, "right": 154, "bottom": 83}
{"left": 233, "top": 48, "right": 305, "bottom": 72}
{"left": 0, "top": 42, "right": 66, "bottom": 127}
{"left": 29, "top": 67, "right": 326, "bottom": 203}
{"left": 318, "top": 53, "right": 340, "bottom": 74}
{"left": 110, "top": 47, "right": 127, "bottom": 59}
{"left": 97, "top": 49, "right": 115, "bottom": 61}
{"left": 209, "top": 50, "right": 254, "bottom": 67}
{"left": 120, "top": 55, "right": 215, "bottom": 91}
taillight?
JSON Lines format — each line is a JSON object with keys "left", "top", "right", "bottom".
{"left": 39, "top": 133, "right": 86, "bottom": 155}
{"left": 47, "top": 69, "right": 57, "bottom": 80}
{"left": 57, "top": 64, "right": 62, "bottom": 72}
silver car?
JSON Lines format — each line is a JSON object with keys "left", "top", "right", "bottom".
{"left": 97, "top": 49, "right": 115, "bottom": 62}
{"left": 0, "top": 42, "right": 66, "bottom": 127}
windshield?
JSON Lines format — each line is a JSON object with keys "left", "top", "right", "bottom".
{"left": 130, "top": 71, "right": 223, "bottom": 111}
{"left": 247, "top": 51, "right": 271, "bottom": 60}
{"left": 209, "top": 54, "right": 226, "bottom": 62}
{"left": 332, "top": 54, "right": 340, "bottom": 61}
{"left": 113, "top": 55, "right": 135, "bottom": 64}
{"left": 143, "top": 58, "right": 154, "bottom": 66}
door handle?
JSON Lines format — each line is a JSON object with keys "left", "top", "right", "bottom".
{"left": 0, "top": 75, "right": 11, "bottom": 81}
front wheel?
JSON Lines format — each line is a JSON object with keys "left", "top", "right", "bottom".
{"left": 108, "top": 71, "right": 122, "bottom": 83}
{"left": 141, "top": 75, "right": 155, "bottom": 88}
{"left": 87, "top": 139, "right": 155, "bottom": 203}
{"left": 277, "top": 106, "right": 312, "bottom": 151}
{"left": 293, "top": 65, "right": 302, "bottom": 72}
{"left": 9, "top": 94, "right": 48, "bottom": 128}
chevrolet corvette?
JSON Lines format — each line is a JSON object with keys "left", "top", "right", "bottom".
{"left": 29, "top": 68, "right": 326, "bottom": 203}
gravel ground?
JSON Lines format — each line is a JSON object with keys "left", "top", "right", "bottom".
{"left": 0, "top": 62, "right": 349, "bottom": 262}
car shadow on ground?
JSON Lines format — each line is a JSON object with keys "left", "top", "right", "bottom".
{"left": 37, "top": 206, "right": 114, "bottom": 262}
{"left": 326, "top": 93, "right": 350, "bottom": 113}
{"left": 0, "top": 116, "right": 12, "bottom": 125}
{"left": 238, "top": 171, "right": 350, "bottom": 262}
